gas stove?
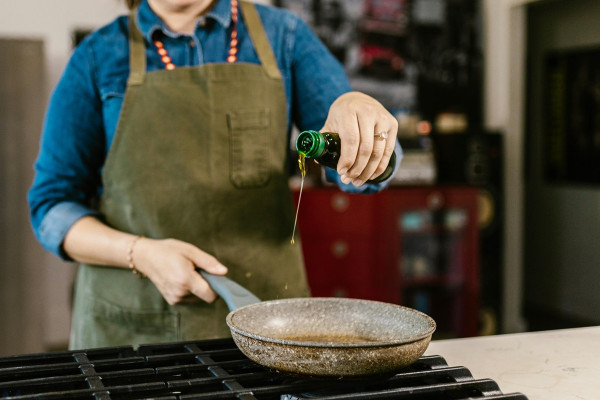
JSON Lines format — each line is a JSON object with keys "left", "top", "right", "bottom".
{"left": 0, "top": 337, "right": 527, "bottom": 399}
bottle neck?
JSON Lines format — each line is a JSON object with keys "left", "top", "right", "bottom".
{"left": 296, "top": 130, "right": 326, "bottom": 158}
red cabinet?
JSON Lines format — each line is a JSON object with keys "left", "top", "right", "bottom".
{"left": 294, "top": 189, "right": 400, "bottom": 303}
{"left": 293, "top": 187, "right": 480, "bottom": 338}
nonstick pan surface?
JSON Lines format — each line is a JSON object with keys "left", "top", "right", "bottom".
{"left": 225, "top": 297, "right": 436, "bottom": 377}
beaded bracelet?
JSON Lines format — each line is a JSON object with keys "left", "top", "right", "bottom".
{"left": 127, "top": 235, "right": 146, "bottom": 278}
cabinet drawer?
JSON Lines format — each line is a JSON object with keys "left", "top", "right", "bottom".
{"left": 294, "top": 189, "right": 382, "bottom": 235}
{"left": 301, "top": 237, "right": 400, "bottom": 303}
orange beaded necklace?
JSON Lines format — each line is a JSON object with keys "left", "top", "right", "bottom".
{"left": 154, "top": 0, "right": 239, "bottom": 70}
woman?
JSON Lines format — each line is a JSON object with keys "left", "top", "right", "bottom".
{"left": 28, "top": 0, "right": 401, "bottom": 349}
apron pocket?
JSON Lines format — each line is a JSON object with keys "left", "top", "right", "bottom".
{"left": 88, "top": 296, "right": 180, "bottom": 347}
{"left": 227, "top": 109, "right": 271, "bottom": 188}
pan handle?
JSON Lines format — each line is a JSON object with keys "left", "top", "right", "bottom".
{"left": 196, "top": 268, "right": 261, "bottom": 311}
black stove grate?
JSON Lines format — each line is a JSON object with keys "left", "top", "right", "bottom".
{"left": 0, "top": 338, "right": 528, "bottom": 400}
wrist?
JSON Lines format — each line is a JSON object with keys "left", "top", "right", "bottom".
{"left": 127, "top": 235, "right": 146, "bottom": 278}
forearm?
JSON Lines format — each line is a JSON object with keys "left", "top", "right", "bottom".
{"left": 63, "top": 216, "right": 137, "bottom": 268}
{"left": 62, "top": 216, "right": 227, "bottom": 304}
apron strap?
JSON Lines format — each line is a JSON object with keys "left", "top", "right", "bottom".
{"left": 128, "top": 11, "right": 146, "bottom": 86}
{"left": 240, "top": 1, "right": 282, "bottom": 80}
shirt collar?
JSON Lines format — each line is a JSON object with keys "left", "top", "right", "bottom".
{"left": 136, "top": 0, "right": 232, "bottom": 42}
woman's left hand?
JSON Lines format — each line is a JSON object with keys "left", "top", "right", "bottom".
{"left": 320, "top": 91, "right": 398, "bottom": 186}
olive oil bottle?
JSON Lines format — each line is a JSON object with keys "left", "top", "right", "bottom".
{"left": 295, "top": 130, "right": 396, "bottom": 184}
{"left": 291, "top": 130, "right": 397, "bottom": 244}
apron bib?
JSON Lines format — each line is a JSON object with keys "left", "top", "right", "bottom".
{"left": 70, "top": 1, "right": 309, "bottom": 350}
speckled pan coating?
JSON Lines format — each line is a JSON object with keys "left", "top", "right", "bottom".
{"left": 226, "top": 297, "right": 436, "bottom": 377}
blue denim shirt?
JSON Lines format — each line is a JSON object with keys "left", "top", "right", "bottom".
{"left": 28, "top": 0, "right": 402, "bottom": 259}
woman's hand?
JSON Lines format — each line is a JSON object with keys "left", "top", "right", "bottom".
{"left": 321, "top": 91, "right": 398, "bottom": 186}
{"left": 133, "top": 238, "right": 228, "bottom": 305}
{"left": 63, "top": 216, "right": 228, "bottom": 306}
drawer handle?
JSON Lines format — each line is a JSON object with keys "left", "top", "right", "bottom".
{"left": 331, "top": 240, "right": 349, "bottom": 258}
{"left": 427, "top": 191, "right": 444, "bottom": 209}
{"left": 331, "top": 194, "right": 350, "bottom": 212}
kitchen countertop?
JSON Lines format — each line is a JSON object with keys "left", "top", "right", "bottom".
{"left": 425, "top": 326, "right": 600, "bottom": 400}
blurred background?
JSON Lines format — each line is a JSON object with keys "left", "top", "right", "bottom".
{"left": 1, "top": 0, "right": 599, "bottom": 355}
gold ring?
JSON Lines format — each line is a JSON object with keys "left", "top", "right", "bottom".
{"left": 374, "top": 131, "right": 389, "bottom": 140}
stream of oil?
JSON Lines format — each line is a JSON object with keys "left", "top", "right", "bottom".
{"left": 290, "top": 153, "right": 306, "bottom": 244}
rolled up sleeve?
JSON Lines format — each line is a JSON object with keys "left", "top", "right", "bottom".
{"left": 37, "top": 202, "right": 100, "bottom": 259}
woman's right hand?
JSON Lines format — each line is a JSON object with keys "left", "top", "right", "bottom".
{"left": 132, "top": 238, "right": 228, "bottom": 305}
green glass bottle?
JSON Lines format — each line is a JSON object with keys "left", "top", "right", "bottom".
{"left": 296, "top": 130, "right": 396, "bottom": 184}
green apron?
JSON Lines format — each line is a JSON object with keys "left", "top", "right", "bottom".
{"left": 69, "top": 1, "right": 309, "bottom": 350}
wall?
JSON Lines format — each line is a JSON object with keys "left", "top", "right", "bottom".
{"left": 482, "top": 0, "right": 528, "bottom": 333}
{"left": 525, "top": 0, "right": 600, "bottom": 322}
{"left": 0, "top": 0, "right": 128, "bottom": 98}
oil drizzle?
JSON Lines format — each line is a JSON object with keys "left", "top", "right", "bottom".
{"left": 291, "top": 153, "right": 306, "bottom": 244}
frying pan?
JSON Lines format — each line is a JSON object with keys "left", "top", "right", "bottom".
{"left": 199, "top": 270, "right": 436, "bottom": 377}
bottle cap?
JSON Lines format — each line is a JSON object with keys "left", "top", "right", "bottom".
{"left": 296, "top": 130, "right": 326, "bottom": 158}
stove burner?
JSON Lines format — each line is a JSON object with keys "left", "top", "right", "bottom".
{"left": 0, "top": 338, "right": 527, "bottom": 399}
